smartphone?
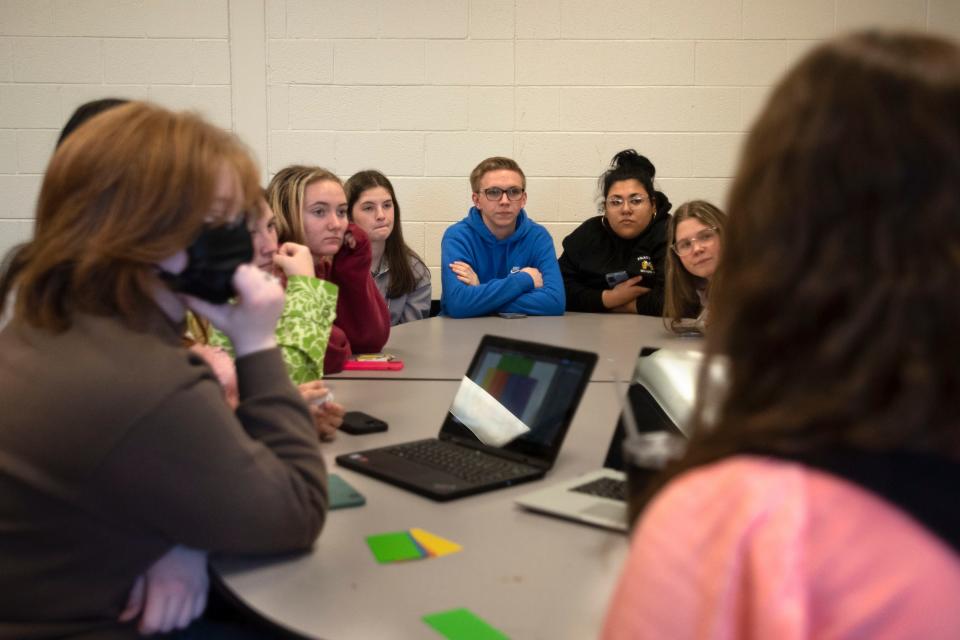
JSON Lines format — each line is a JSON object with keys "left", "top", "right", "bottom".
{"left": 341, "top": 411, "right": 388, "bottom": 435}
{"left": 605, "top": 271, "right": 630, "bottom": 287}
{"left": 498, "top": 312, "right": 527, "bottom": 319}
{"left": 342, "top": 354, "right": 404, "bottom": 371}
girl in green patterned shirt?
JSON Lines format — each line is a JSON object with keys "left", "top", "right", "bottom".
{"left": 210, "top": 198, "right": 346, "bottom": 439}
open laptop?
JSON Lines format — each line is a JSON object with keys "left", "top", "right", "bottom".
{"left": 335, "top": 335, "right": 597, "bottom": 501}
{"left": 515, "top": 347, "right": 702, "bottom": 531}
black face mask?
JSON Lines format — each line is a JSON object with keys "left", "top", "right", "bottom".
{"left": 160, "top": 220, "right": 253, "bottom": 304}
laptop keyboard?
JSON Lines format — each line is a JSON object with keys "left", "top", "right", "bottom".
{"left": 570, "top": 477, "right": 626, "bottom": 502}
{"left": 384, "top": 440, "right": 535, "bottom": 484}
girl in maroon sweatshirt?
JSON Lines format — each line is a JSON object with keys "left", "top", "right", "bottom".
{"left": 267, "top": 165, "right": 390, "bottom": 374}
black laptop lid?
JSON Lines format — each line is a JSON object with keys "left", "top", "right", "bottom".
{"left": 603, "top": 347, "right": 692, "bottom": 470}
{"left": 440, "top": 335, "right": 597, "bottom": 465}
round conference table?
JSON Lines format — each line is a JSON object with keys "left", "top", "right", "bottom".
{"left": 213, "top": 313, "right": 703, "bottom": 639}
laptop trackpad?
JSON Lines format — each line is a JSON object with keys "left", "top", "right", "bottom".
{"left": 580, "top": 502, "right": 626, "bottom": 523}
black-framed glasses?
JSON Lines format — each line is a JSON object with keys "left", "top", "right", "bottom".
{"left": 480, "top": 187, "right": 524, "bottom": 201}
{"left": 672, "top": 227, "right": 718, "bottom": 256}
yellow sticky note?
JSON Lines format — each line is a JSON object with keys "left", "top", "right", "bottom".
{"left": 410, "top": 528, "right": 462, "bottom": 558}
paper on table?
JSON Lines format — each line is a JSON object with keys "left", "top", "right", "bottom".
{"left": 423, "top": 607, "right": 510, "bottom": 640}
{"left": 449, "top": 376, "right": 530, "bottom": 447}
{"left": 410, "top": 528, "right": 462, "bottom": 558}
{"left": 366, "top": 531, "right": 425, "bottom": 563}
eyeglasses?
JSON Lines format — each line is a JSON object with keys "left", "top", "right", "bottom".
{"left": 606, "top": 195, "right": 648, "bottom": 210}
{"left": 672, "top": 227, "right": 718, "bottom": 256}
{"left": 480, "top": 187, "right": 525, "bottom": 201}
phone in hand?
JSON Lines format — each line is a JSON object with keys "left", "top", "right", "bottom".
{"left": 340, "top": 411, "right": 388, "bottom": 435}
{"left": 605, "top": 271, "right": 630, "bottom": 287}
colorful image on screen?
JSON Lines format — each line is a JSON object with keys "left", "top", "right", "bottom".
{"left": 473, "top": 352, "right": 558, "bottom": 426}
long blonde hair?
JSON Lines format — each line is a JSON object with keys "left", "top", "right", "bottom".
{"left": 663, "top": 200, "right": 727, "bottom": 334}
{"left": 266, "top": 165, "right": 342, "bottom": 245}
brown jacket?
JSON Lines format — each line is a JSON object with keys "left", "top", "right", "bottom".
{"left": 0, "top": 312, "right": 327, "bottom": 639}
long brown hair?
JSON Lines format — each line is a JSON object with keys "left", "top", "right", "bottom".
{"left": 266, "top": 165, "right": 342, "bottom": 246}
{"left": 663, "top": 200, "right": 727, "bottom": 333}
{"left": 345, "top": 170, "right": 424, "bottom": 298}
{"left": 644, "top": 31, "right": 960, "bottom": 511}
{"left": 1, "top": 102, "right": 260, "bottom": 331}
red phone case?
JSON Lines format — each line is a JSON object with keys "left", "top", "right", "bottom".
{"left": 342, "top": 360, "right": 404, "bottom": 371}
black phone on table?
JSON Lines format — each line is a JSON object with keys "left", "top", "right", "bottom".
{"left": 341, "top": 411, "right": 388, "bottom": 435}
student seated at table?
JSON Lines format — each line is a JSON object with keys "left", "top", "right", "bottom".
{"left": 559, "top": 150, "right": 672, "bottom": 316}
{"left": 202, "top": 196, "right": 346, "bottom": 440}
{"left": 603, "top": 30, "right": 960, "bottom": 640}
{"left": 345, "top": 169, "right": 431, "bottom": 325}
{"left": 267, "top": 166, "right": 390, "bottom": 374}
{"left": 663, "top": 200, "right": 726, "bottom": 335}
{"left": 0, "top": 102, "right": 328, "bottom": 638}
{"left": 440, "top": 156, "right": 564, "bottom": 318}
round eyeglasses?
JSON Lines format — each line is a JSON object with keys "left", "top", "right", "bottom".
{"left": 672, "top": 227, "right": 718, "bottom": 256}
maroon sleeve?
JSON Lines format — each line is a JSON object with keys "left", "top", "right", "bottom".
{"left": 326, "top": 223, "right": 391, "bottom": 356}
{"left": 323, "top": 324, "right": 351, "bottom": 375}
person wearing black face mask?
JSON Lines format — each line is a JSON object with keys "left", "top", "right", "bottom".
{"left": 0, "top": 102, "right": 328, "bottom": 639}
{"left": 160, "top": 218, "right": 255, "bottom": 304}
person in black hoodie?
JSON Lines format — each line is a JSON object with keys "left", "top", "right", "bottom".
{"left": 559, "top": 150, "right": 671, "bottom": 316}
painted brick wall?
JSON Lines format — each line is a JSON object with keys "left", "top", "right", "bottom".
{"left": 0, "top": 0, "right": 233, "bottom": 257}
{"left": 3, "top": 0, "right": 959, "bottom": 297}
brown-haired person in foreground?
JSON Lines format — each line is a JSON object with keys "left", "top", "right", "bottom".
{"left": 0, "top": 102, "right": 327, "bottom": 638}
{"left": 603, "top": 31, "right": 960, "bottom": 639}
{"left": 663, "top": 200, "right": 726, "bottom": 335}
{"left": 0, "top": 97, "right": 130, "bottom": 331}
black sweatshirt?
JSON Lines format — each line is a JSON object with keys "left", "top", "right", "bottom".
{"left": 558, "top": 191, "right": 671, "bottom": 316}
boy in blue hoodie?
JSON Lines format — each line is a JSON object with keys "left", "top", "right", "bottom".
{"left": 440, "top": 157, "right": 565, "bottom": 318}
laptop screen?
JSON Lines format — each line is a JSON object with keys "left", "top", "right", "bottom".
{"left": 602, "top": 347, "right": 699, "bottom": 469}
{"left": 440, "top": 335, "right": 597, "bottom": 463}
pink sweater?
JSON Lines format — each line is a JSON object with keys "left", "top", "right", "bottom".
{"left": 602, "top": 456, "right": 960, "bottom": 640}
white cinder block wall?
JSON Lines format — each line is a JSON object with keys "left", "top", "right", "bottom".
{"left": 2, "top": 0, "right": 959, "bottom": 298}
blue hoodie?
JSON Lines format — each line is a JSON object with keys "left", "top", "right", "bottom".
{"left": 440, "top": 207, "right": 565, "bottom": 318}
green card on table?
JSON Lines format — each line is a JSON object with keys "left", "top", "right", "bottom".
{"left": 423, "top": 608, "right": 510, "bottom": 640}
{"left": 365, "top": 531, "right": 424, "bottom": 563}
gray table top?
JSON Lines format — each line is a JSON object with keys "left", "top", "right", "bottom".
{"left": 329, "top": 312, "right": 702, "bottom": 382}
{"left": 214, "top": 379, "right": 630, "bottom": 640}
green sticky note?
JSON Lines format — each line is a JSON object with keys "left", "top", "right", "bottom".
{"left": 423, "top": 608, "right": 510, "bottom": 640}
{"left": 366, "top": 531, "right": 424, "bottom": 563}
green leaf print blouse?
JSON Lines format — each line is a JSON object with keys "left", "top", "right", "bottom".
{"left": 210, "top": 275, "right": 339, "bottom": 385}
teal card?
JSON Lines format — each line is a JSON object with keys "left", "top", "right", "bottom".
{"left": 328, "top": 473, "right": 365, "bottom": 510}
